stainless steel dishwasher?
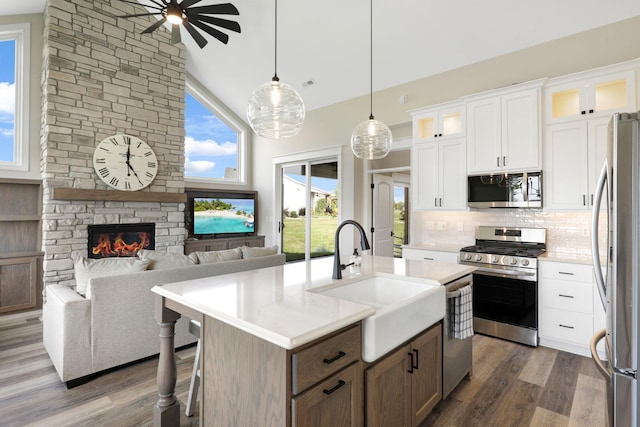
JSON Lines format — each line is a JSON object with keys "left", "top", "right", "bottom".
{"left": 442, "top": 274, "right": 473, "bottom": 399}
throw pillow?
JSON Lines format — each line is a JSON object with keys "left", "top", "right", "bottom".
{"left": 137, "top": 249, "right": 197, "bottom": 270}
{"left": 192, "top": 247, "right": 242, "bottom": 264}
{"left": 73, "top": 256, "right": 151, "bottom": 295}
{"left": 240, "top": 245, "right": 279, "bottom": 259}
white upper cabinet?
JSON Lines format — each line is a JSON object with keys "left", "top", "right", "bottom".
{"left": 544, "top": 63, "right": 637, "bottom": 124}
{"left": 412, "top": 138, "right": 466, "bottom": 211}
{"left": 410, "top": 101, "right": 465, "bottom": 143}
{"left": 466, "top": 80, "right": 544, "bottom": 174}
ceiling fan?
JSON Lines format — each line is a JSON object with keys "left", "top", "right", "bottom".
{"left": 116, "top": 0, "right": 241, "bottom": 48}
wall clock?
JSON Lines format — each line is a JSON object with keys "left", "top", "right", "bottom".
{"left": 93, "top": 134, "right": 158, "bottom": 191}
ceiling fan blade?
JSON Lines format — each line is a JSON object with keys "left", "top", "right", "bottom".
{"left": 142, "top": 17, "right": 167, "bottom": 34}
{"left": 147, "top": 0, "right": 170, "bottom": 9}
{"left": 118, "top": 12, "right": 164, "bottom": 18}
{"left": 179, "top": 0, "right": 203, "bottom": 9}
{"left": 170, "top": 24, "right": 182, "bottom": 44}
{"left": 182, "top": 21, "right": 209, "bottom": 48}
{"left": 189, "top": 14, "right": 241, "bottom": 33}
{"left": 188, "top": 3, "right": 239, "bottom": 16}
{"left": 190, "top": 20, "right": 229, "bottom": 44}
{"left": 115, "top": 0, "right": 165, "bottom": 10}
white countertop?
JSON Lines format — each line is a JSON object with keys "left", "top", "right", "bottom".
{"left": 402, "top": 243, "right": 465, "bottom": 253}
{"left": 539, "top": 252, "right": 595, "bottom": 265}
{"left": 151, "top": 256, "right": 475, "bottom": 350}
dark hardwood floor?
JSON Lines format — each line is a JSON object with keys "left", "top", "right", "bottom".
{"left": 1, "top": 311, "right": 606, "bottom": 426}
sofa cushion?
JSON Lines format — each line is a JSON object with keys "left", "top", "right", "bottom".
{"left": 191, "top": 247, "right": 242, "bottom": 264}
{"left": 74, "top": 256, "right": 151, "bottom": 295}
{"left": 137, "top": 249, "right": 198, "bottom": 270}
{"left": 240, "top": 245, "right": 279, "bottom": 258}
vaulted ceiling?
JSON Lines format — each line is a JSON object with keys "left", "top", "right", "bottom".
{"left": 7, "top": 0, "right": 640, "bottom": 119}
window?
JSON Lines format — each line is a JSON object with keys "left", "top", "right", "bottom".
{"left": 0, "top": 23, "right": 29, "bottom": 171}
{"left": 184, "top": 78, "right": 247, "bottom": 185}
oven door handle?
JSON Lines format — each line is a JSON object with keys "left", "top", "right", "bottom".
{"left": 473, "top": 266, "right": 536, "bottom": 280}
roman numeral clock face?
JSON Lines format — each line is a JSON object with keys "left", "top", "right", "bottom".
{"left": 93, "top": 134, "right": 158, "bottom": 191}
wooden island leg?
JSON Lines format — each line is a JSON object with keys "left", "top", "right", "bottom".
{"left": 154, "top": 296, "right": 181, "bottom": 427}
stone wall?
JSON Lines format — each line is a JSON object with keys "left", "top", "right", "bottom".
{"left": 40, "top": 0, "right": 186, "bottom": 287}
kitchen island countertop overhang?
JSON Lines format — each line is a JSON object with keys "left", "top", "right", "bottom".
{"left": 151, "top": 255, "right": 475, "bottom": 350}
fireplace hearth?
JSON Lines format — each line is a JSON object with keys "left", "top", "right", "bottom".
{"left": 87, "top": 223, "right": 155, "bottom": 259}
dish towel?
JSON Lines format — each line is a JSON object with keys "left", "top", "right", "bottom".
{"left": 449, "top": 284, "right": 474, "bottom": 340}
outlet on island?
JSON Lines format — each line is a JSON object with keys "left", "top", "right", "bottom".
{"left": 436, "top": 222, "right": 446, "bottom": 231}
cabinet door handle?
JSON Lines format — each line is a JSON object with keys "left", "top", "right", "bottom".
{"left": 558, "top": 271, "right": 574, "bottom": 276}
{"left": 503, "top": 156, "right": 506, "bottom": 167}
{"left": 591, "top": 194, "right": 594, "bottom": 205}
{"left": 559, "top": 324, "right": 575, "bottom": 329}
{"left": 438, "top": 133, "right": 442, "bottom": 137}
{"left": 589, "top": 109, "right": 594, "bottom": 114}
{"left": 581, "top": 110, "right": 587, "bottom": 115}
{"left": 558, "top": 294, "right": 575, "bottom": 298}
{"left": 423, "top": 257, "right": 435, "bottom": 261}
{"left": 439, "top": 198, "right": 442, "bottom": 207}
{"left": 434, "top": 198, "right": 438, "bottom": 207}
{"left": 323, "top": 380, "right": 346, "bottom": 395}
{"left": 583, "top": 194, "right": 586, "bottom": 206}
{"left": 497, "top": 157, "right": 500, "bottom": 167}
{"left": 408, "top": 352, "right": 415, "bottom": 373}
{"left": 323, "top": 351, "right": 346, "bottom": 364}
{"left": 413, "top": 349, "right": 419, "bottom": 369}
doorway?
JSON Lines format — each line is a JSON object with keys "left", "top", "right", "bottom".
{"left": 280, "top": 160, "right": 339, "bottom": 262}
{"left": 372, "top": 172, "right": 409, "bottom": 258}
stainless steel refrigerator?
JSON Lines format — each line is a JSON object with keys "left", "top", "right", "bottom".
{"left": 591, "top": 112, "right": 640, "bottom": 427}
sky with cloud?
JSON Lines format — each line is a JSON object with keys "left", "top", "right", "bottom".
{"left": 184, "top": 92, "right": 237, "bottom": 178}
{"left": 0, "top": 40, "right": 15, "bottom": 164}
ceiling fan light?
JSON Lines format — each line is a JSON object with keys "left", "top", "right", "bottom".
{"left": 247, "top": 78, "right": 305, "bottom": 139}
{"left": 351, "top": 118, "right": 393, "bottom": 160}
{"left": 166, "top": 11, "right": 184, "bottom": 25}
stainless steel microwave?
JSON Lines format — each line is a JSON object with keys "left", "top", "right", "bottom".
{"left": 467, "top": 172, "right": 542, "bottom": 208}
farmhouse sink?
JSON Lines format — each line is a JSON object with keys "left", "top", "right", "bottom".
{"left": 312, "top": 275, "right": 445, "bottom": 362}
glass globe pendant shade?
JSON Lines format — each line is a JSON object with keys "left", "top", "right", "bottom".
{"left": 351, "top": 116, "right": 393, "bottom": 159}
{"left": 247, "top": 77, "right": 305, "bottom": 139}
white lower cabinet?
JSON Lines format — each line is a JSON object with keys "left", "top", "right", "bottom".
{"left": 402, "top": 248, "right": 458, "bottom": 264}
{"left": 539, "top": 260, "right": 604, "bottom": 356}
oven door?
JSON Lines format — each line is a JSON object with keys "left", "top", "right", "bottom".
{"left": 472, "top": 270, "right": 537, "bottom": 330}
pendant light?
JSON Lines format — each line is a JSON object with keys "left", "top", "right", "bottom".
{"left": 247, "top": 0, "right": 305, "bottom": 139}
{"left": 351, "top": 0, "right": 392, "bottom": 159}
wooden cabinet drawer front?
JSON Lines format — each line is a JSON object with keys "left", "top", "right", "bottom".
{"left": 542, "top": 280, "right": 593, "bottom": 314}
{"left": 292, "top": 362, "right": 363, "bottom": 427}
{"left": 541, "top": 308, "right": 593, "bottom": 344}
{"left": 292, "top": 324, "right": 361, "bottom": 395}
{"left": 540, "top": 261, "right": 593, "bottom": 283}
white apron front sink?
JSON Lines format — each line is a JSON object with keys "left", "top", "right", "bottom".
{"left": 312, "top": 275, "right": 445, "bottom": 362}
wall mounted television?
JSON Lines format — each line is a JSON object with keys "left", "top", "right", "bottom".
{"left": 187, "top": 190, "right": 258, "bottom": 239}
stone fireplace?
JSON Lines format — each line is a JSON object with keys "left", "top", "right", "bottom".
{"left": 87, "top": 223, "right": 155, "bottom": 259}
{"left": 40, "top": 0, "right": 187, "bottom": 288}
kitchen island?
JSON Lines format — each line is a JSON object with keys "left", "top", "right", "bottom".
{"left": 151, "top": 255, "right": 474, "bottom": 426}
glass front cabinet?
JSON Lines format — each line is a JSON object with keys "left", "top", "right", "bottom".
{"left": 544, "top": 63, "right": 637, "bottom": 124}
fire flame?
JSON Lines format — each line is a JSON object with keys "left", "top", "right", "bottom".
{"left": 91, "top": 232, "right": 151, "bottom": 258}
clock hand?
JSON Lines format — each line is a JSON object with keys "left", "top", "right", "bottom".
{"left": 126, "top": 143, "right": 132, "bottom": 176}
{"left": 127, "top": 162, "right": 144, "bottom": 186}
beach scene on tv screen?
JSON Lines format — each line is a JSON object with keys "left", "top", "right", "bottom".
{"left": 194, "top": 198, "right": 255, "bottom": 234}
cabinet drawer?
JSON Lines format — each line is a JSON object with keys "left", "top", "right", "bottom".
{"left": 540, "top": 261, "right": 593, "bottom": 283}
{"left": 402, "top": 248, "right": 458, "bottom": 264}
{"left": 292, "top": 324, "right": 361, "bottom": 395}
{"left": 540, "top": 308, "right": 593, "bottom": 345}
{"left": 542, "top": 280, "right": 593, "bottom": 314}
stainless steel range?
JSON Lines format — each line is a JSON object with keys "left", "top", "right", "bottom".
{"left": 459, "top": 226, "right": 546, "bottom": 346}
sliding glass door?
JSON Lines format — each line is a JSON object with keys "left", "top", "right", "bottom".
{"left": 279, "top": 160, "right": 339, "bottom": 262}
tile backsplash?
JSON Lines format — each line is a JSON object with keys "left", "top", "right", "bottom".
{"left": 412, "top": 209, "right": 604, "bottom": 256}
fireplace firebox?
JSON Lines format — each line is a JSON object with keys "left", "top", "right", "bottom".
{"left": 87, "top": 223, "right": 155, "bottom": 259}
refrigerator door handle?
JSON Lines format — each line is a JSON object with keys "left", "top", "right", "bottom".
{"left": 590, "top": 328, "right": 610, "bottom": 380}
{"left": 591, "top": 162, "right": 608, "bottom": 309}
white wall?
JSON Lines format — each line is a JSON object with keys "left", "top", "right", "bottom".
{"left": 252, "top": 15, "right": 640, "bottom": 248}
